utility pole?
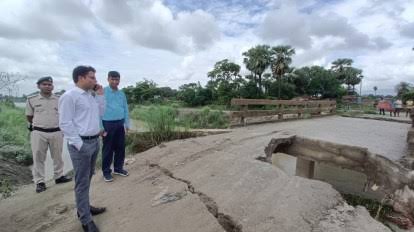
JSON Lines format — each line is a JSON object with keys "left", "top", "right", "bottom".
{"left": 359, "top": 75, "right": 364, "bottom": 109}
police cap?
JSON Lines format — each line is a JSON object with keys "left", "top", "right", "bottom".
{"left": 37, "top": 76, "right": 53, "bottom": 85}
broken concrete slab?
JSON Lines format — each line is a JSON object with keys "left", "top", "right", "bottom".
{"left": 140, "top": 130, "right": 391, "bottom": 231}
{"left": 265, "top": 135, "right": 414, "bottom": 229}
{"left": 313, "top": 204, "right": 391, "bottom": 232}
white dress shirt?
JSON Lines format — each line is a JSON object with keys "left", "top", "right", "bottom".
{"left": 58, "top": 86, "right": 105, "bottom": 150}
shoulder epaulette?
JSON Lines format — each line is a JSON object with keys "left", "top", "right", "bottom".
{"left": 27, "top": 93, "right": 38, "bottom": 99}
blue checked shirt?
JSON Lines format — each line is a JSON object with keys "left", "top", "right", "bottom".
{"left": 102, "top": 86, "right": 130, "bottom": 129}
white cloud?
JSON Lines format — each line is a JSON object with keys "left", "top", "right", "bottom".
{"left": 0, "top": 0, "right": 413, "bottom": 96}
{"left": 92, "top": 0, "right": 220, "bottom": 54}
{"left": 401, "top": 22, "right": 414, "bottom": 38}
{"left": 259, "top": 6, "right": 311, "bottom": 48}
{"left": 0, "top": 0, "right": 94, "bottom": 41}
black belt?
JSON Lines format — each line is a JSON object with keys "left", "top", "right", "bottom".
{"left": 33, "top": 127, "right": 60, "bottom": 133}
{"left": 80, "top": 134, "right": 100, "bottom": 140}
{"left": 102, "top": 119, "right": 124, "bottom": 123}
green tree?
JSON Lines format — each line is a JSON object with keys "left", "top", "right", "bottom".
{"left": 345, "top": 68, "right": 362, "bottom": 95}
{"left": 123, "top": 79, "right": 159, "bottom": 104}
{"left": 331, "top": 58, "right": 353, "bottom": 84}
{"left": 177, "top": 83, "right": 212, "bottom": 106}
{"left": 158, "top": 87, "right": 177, "bottom": 99}
{"left": 268, "top": 81, "right": 297, "bottom": 99}
{"left": 373, "top": 86, "right": 378, "bottom": 96}
{"left": 262, "top": 73, "right": 273, "bottom": 96}
{"left": 292, "top": 67, "right": 312, "bottom": 96}
{"left": 207, "top": 59, "right": 242, "bottom": 105}
{"left": 239, "top": 79, "right": 259, "bottom": 99}
{"left": 395, "top": 82, "right": 412, "bottom": 97}
{"left": 270, "top": 45, "right": 296, "bottom": 99}
{"left": 331, "top": 58, "right": 362, "bottom": 95}
{"left": 305, "top": 66, "right": 344, "bottom": 98}
{"left": 242, "top": 45, "right": 272, "bottom": 95}
{"left": 207, "top": 59, "right": 241, "bottom": 83}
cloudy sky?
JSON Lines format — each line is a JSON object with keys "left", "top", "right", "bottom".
{"left": 0, "top": 0, "right": 413, "bottom": 96}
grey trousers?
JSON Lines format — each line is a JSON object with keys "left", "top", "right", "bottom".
{"left": 68, "top": 138, "right": 99, "bottom": 225}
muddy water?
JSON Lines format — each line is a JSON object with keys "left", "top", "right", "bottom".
{"left": 272, "top": 153, "right": 385, "bottom": 200}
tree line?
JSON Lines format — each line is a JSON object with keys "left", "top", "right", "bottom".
{"left": 124, "top": 44, "right": 366, "bottom": 106}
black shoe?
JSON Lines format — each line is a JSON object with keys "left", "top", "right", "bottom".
{"left": 55, "top": 176, "right": 72, "bottom": 184}
{"left": 77, "top": 206, "right": 106, "bottom": 218}
{"left": 81, "top": 221, "right": 100, "bottom": 232}
{"left": 90, "top": 206, "right": 106, "bottom": 216}
{"left": 36, "top": 182, "right": 46, "bottom": 193}
{"left": 113, "top": 169, "right": 129, "bottom": 177}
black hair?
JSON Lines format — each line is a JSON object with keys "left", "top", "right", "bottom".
{"left": 72, "top": 65, "right": 96, "bottom": 83}
{"left": 108, "top": 71, "right": 120, "bottom": 78}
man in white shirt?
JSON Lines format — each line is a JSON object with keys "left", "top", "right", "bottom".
{"left": 59, "top": 66, "right": 106, "bottom": 232}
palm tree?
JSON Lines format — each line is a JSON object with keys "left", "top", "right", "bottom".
{"left": 270, "top": 45, "right": 295, "bottom": 99}
{"left": 242, "top": 45, "right": 272, "bottom": 95}
{"left": 331, "top": 58, "right": 353, "bottom": 84}
{"left": 373, "top": 86, "right": 378, "bottom": 96}
{"left": 346, "top": 68, "right": 362, "bottom": 94}
{"left": 262, "top": 73, "right": 272, "bottom": 95}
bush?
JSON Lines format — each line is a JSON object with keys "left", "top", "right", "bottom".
{"left": 342, "top": 193, "right": 393, "bottom": 222}
{"left": 402, "top": 91, "right": 414, "bottom": 104}
{"left": 0, "top": 178, "right": 13, "bottom": 199}
{"left": 0, "top": 103, "right": 32, "bottom": 165}
{"left": 179, "top": 107, "right": 229, "bottom": 129}
{"left": 132, "top": 105, "right": 229, "bottom": 130}
{"left": 133, "top": 106, "right": 179, "bottom": 144}
{"left": 125, "top": 131, "right": 199, "bottom": 154}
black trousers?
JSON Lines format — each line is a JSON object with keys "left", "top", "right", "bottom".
{"left": 102, "top": 120, "right": 125, "bottom": 175}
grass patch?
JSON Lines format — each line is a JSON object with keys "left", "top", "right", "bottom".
{"left": 0, "top": 102, "right": 32, "bottom": 165}
{"left": 0, "top": 178, "right": 14, "bottom": 199}
{"left": 337, "top": 103, "right": 378, "bottom": 116}
{"left": 125, "top": 131, "right": 199, "bottom": 154}
{"left": 128, "top": 105, "right": 229, "bottom": 153}
{"left": 130, "top": 105, "right": 230, "bottom": 130}
{"left": 132, "top": 105, "right": 179, "bottom": 143}
{"left": 179, "top": 107, "right": 229, "bottom": 129}
{"left": 342, "top": 193, "right": 393, "bottom": 223}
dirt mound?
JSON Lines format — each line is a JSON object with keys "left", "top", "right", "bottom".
{"left": 0, "top": 157, "right": 32, "bottom": 186}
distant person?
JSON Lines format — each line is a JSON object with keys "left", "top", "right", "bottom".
{"left": 406, "top": 99, "right": 414, "bottom": 117}
{"left": 59, "top": 66, "right": 106, "bottom": 232}
{"left": 25, "top": 76, "right": 72, "bottom": 193}
{"left": 394, "top": 99, "right": 403, "bottom": 117}
{"left": 101, "top": 71, "right": 130, "bottom": 182}
{"left": 377, "top": 97, "right": 387, "bottom": 115}
{"left": 388, "top": 99, "right": 395, "bottom": 117}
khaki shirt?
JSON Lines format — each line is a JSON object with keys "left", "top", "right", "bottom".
{"left": 25, "top": 94, "right": 59, "bottom": 128}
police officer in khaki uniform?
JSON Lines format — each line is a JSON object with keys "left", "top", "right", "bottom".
{"left": 26, "top": 76, "right": 72, "bottom": 193}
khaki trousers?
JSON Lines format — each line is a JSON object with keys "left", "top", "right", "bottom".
{"left": 30, "top": 130, "right": 64, "bottom": 184}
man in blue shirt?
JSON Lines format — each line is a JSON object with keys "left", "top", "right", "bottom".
{"left": 101, "top": 71, "right": 130, "bottom": 182}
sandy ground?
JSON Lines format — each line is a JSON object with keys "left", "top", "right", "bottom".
{"left": 0, "top": 116, "right": 401, "bottom": 232}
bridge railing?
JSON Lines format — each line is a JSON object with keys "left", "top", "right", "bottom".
{"left": 230, "top": 98, "right": 336, "bottom": 126}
